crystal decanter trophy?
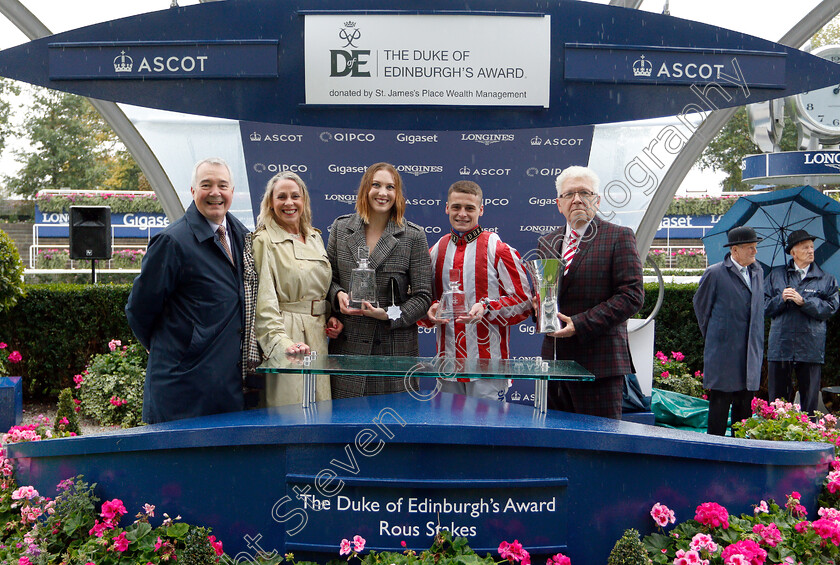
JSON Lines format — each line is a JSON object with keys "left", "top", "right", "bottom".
{"left": 349, "top": 245, "right": 378, "bottom": 309}
{"left": 439, "top": 268, "right": 468, "bottom": 320}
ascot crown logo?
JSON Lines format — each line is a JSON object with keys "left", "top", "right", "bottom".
{"left": 459, "top": 166, "right": 471, "bottom": 175}
{"left": 113, "top": 51, "right": 133, "bottom": 73}
{"left": 530, "top": 136, "right": 542, "bottom": 146}
{"left": 633, "top": 55, "right": 652, "bottom": 77}
{"left": 250, "top": 132, "right": 261, "bottom": 142}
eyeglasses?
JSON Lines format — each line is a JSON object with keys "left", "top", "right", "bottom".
{"left": 558, "top": 190, "right": 597, "bottom": 201}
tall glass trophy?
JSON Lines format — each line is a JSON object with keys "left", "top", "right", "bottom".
{"left": 349, "top": 245, "right": 378, "bottom": 309}
{"left": 439, "top": 268, "right": 467, "bottom": 320}
{"left": 525, "top": 258, "right": 564, "bottom": 333}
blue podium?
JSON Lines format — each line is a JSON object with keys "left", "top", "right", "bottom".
{"left": 5, "top": 391, "right": 832, "bottom": 565}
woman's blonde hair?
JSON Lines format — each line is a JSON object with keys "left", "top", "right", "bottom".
{"left": 256, "top": 172, "right": 313, "bottom": 238}
{"left": 355, "top": 162, "right": 405, "bottom": 226}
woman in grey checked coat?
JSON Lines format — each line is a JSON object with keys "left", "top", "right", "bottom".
{"left": 327, "top": 162, "right": 433, "bottom": 398}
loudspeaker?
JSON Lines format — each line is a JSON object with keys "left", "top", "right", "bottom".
{"left": 69, "top": 206, "right": 111, "bottom": 260}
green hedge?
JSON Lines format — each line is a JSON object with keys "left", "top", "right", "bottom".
{"left": 36, "top": 192, "right": 163, "bottom": 214}
{"left": 0, "top": 284, "right": 134, "bottom": 398}
{"left": 5, "top": 281, "right": 840, "bottom": 400}
{"left": 639, "top": 282, "right": 840, "bottom": 392}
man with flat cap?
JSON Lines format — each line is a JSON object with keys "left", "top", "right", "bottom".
{"left": 694, "top": 226, "right": 765, "bottom": 436}
{"left": 765, "top": 229, "right": 839, "bottom": 414}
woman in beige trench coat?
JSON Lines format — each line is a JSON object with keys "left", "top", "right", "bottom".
{"left": 253, "top": 172, "right": 342, "bottom": 406}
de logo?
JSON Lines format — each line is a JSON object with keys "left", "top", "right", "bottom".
{"left": 330, "top": 22, "right": 370, "bottom": 77}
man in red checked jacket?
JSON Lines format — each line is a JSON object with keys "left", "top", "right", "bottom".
{"left": 420, "top": 180, "right": 532, "bottom": 400}
{"left": 537, "top": 166, "right": 644, "bottom": 419}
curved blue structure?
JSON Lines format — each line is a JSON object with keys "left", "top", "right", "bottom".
{"left": 6, "top": 394, "right": 833, "bottom": 564}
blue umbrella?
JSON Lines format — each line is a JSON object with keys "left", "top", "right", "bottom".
{"left": 702, "top": 186, "right": 840, "bottom": 279}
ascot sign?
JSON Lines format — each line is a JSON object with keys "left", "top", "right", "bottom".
{"left": 2, "top": 0, "right": 838, "bottom": 130}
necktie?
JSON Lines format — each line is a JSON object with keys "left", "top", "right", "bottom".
{"left": 740, "top": 266, "right": 751, "bottom": 290}
{"left": 563, "top": 229, "right": 579, "bottom": 275}
{"left": 217, "top": 225, "right": 233, "bottom": 264}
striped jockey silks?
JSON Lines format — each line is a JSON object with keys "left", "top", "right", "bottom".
{"left": 420, "top": 227, "right": 532, "bottom": 379}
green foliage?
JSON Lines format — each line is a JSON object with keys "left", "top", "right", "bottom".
{"left": 78, "top": 341, "right": 147, "bottom": 428}
{"left": 608, "top": 528, "right": 650, "bottom": 565}
{"left": 665, "top": 195, "right": 739, "bottom": 216}
{"left": 637, "top": 283, "right": 705, "bottom": 378}
{"left": 0, "top": 78, "right": 20, "bottom": 161}
{"left": 698, "top": 108, "right": 798, "bottom": 191}
{"left": 813, "top": 15, "right": 840, "bottom": 48}
{"left": 55, "top": 387, "right": 82, "bottom": 435}
{"left": 34, "top": 247, "right": 69, "bottom": 269}
{"left": 653, "top": 351, "right": 706, "bottom": 398}
{"left": 36, "top": 190, "right": 163, "bottom": 213}
{"left": 734, "top": 398, "right": 840, "bottom": 457}
{"left": 0, "top": 228, "right": 24, "bottom": 314}
{"left": 0, "top": 283, "right": 134, "bottom": 398}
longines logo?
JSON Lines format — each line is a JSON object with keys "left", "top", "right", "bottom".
{"left": 330, "top": 21, "right": 371, "bottom": 77}
{"left": 530, "top": 136, "right": 584, "bottom": 146}
{"left": 253, "top": 163, "right": 308, "bottom": 173}
{"left": 324, "top": 194, "right": 357, "bottom": 203}
{"left": 459, "top": 166, "right": 511, "bottom": 176}
{"left": 519, "top": 225, "right": 560, "bottom": 233}
{"left": 397, "top": 164, "right": 444, "bottom": 177}
{"left": 320, "top": 131, "right": 376, "bottom": 142}
{"left": 526, "top": 167, "right": 564, "bottom": 177}
{"left": 249, "top": 132, "right": 303, "bottom": 143}
{"left": 804, "top": 152, "right": 840, "bottom": 169}
{"left": 460, "top": 133, "right": 515, "bottom": 146}
{"left": 113, "top": 49, "right": 208, "bottom": 74}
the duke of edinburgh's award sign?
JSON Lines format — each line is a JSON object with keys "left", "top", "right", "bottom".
{"left": 304, "top": 14, "right": 550, "bottom": 108}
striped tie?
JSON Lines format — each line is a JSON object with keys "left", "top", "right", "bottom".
{"left": 563, "top": 229, "right": 579, "bottom": 275}
{"left": 217, "top": 225, "right": 234, "bottom": 264}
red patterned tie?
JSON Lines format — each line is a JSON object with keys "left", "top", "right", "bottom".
{"left": 563, "top": 229, "right": 579, "bottom": 275}
{"left": 217, "top": 225, "right": 233, "bottom": 264}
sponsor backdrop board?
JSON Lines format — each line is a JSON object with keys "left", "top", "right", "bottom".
{"left": 240, "top": 122, "right": 593, "bottom": 404}
{"left": 34, "top": 210, "right": 169, "bottom": 238}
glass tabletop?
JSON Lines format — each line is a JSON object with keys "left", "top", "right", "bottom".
{"left": 256, "top": 354, "right": 593, "bottom": 381}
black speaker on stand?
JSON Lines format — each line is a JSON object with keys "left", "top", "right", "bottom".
{"left": 69, "top": 206, "right": 111, "bottom": 284}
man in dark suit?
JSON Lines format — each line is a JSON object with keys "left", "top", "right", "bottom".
{"left": 693, "top": 226, "right": 764, "bottom": 436}
{"left": 537, "top": 166, "right": 644, "bottom": 419}
{"left": 126, "top": 157, "right": 247, "bottom": 424}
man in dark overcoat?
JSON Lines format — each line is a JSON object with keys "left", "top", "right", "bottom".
{"left": 126, "top": 157, "right": 247, "bottom": 424}
{"left": 537, "top": 166, "right": 644, "bottom": 420}
{"left": 765, "top": 229, "right": 839, "bottom": 414}
{"left": 693, "top": 226, "right": 764, "bottom": 436}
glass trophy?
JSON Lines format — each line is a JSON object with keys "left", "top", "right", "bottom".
{"left": 439, "top": 268, "right": 468, "bottom": 320}
{"left": 349, "top": 245, "right": 378, "bottom": 309}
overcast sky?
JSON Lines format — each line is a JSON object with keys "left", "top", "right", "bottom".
{"left": 0, "top": 0, "right": 829, "bottom": 193}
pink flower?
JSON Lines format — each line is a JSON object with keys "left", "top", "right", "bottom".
{"left": 752, "top": 523, "right": 782, "bottom": 547}
{"left": 690, "top": 533, "right": 718, "bottom": 554}
{"left": 19, "top": 557, "right": 32, "bottom": 565}
{"left": 208, "top": 535, "right": 224, "bottom": 556}
{"left": 721, "top": 540, "right": 766, "bottom": 565}
{"left": 112, "top": 531, "right": 130, "bottom": 552}
{"left": 353, "top": 534, "right": 366, "bottom": 553}
{"left": 671, "top": 351, "right": 685, "bottom": 361}
{"left": 651, "top": 502, "right": 676, "bottom": 527}
{"left": 100, "top": 498, "right": 127, "bottom": 526}
{"left": 655, "top": 351, "right": 669, "bottom": 362}
{"left": 547, "top": 553, "right": 571, "bottom": 565}
{"left": 695, "top": 502, "right": 729, "bottom": 529}
{"left": 754, "top": 500, "right": 769, "bottom": 514}
{"left": 695, "top": 371, "right": 703, "bottom": 378}
{"left": 155, "top": 536, "right": 164, "bottom": 551}
{"left": 794, "top": 521, "right": 809, "bottom": 534}
{"left": 88, "top": 520, "right": 109, "bottom": 537}
{"left": 661, "top": 371, "right": 670, "bottom": 379}
{"left": 499, "top": 540, "right": 530, "bottom": 565}
{"left": 143, "top": 503, "right": 155, "bottom": 517}
{"left": 813, "top": 518, "right": 840, "bottom": 545}
{"left": 11, "top": 486, "right": 39, "bottom": 500}
{"left": 108, "top": 339, "right": 122, "bottom": 352}
{"left": 73, "top": 374, "right": 84, "bottom": 389}
{"left": 401, "top": 540, "right": 407, "bottom": 547}
{"left": 8, "top": 351, "right": 22, "bottom": 363}
{"left": 0, "top": 342, "right": 6, "bottom": 349}
{"left": 339, "top": 538, "right": 352, "bottom": 556}
{"left": 674, "top": 549, "right": 707, "bottom": 565}
{"left": 59, "top": 417, "right": 69, "bottom": 425}
{"left": 786, "top": 491, "right": 807, "bottom": 518}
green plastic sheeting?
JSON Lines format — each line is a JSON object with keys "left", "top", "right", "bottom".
{"left": 652, "top": 388, "right": 710, "bottom": 433}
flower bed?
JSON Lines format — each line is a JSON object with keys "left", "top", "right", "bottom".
{"left": 109, "top": 248, "right": 145, "bottom": 269}
{"left": 36, "top": 191, "right": 163, "bottom": 214}
{"left": 33, "top": 248, "right": 69, "bottom": 269}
